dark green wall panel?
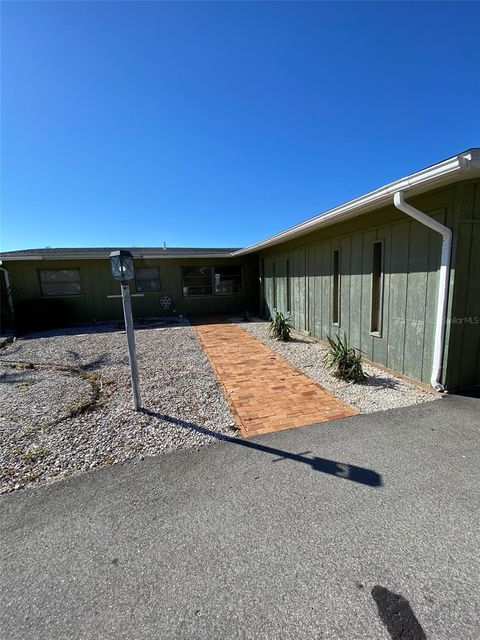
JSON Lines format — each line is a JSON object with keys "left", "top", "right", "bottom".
{"left": 6, "top": 256, "right": 259, "bottom": 324}
{"left": 259, "top": 181, "right": 480, "bottom": 388}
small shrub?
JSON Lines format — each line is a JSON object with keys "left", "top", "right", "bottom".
{"left": 323, "top": 333, "right": 367, "bottom": 382}
{"left": 268, "top": 310, "right": 292, "bottom": 342}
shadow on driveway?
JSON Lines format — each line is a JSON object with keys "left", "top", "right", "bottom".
{"left": 141, "top": 409, "right": 382, "bottom": 488}
{"left": 372, "top": 585, "right": 426, "bottom": 640}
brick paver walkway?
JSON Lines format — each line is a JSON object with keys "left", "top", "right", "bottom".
{"left": 194, "top": 321, "right": 357, "bottom": 437}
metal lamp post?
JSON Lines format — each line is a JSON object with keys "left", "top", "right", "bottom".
{"left": 109, "top": 250, "right": 141, "bottom": 410}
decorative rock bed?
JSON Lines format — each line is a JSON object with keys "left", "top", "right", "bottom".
{"left": 0, "top": 321, "right": 236, "bottom": 494}
{"left": 1, "top": 317, "right": 438, "bottom": 494}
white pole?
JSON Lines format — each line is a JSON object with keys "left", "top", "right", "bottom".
{"left": 120, "top": 282, "right": 141, "bottom": 410}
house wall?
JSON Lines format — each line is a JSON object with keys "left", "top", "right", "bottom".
{"left": 259, "top": 179, "right": 480, "bottom": 390}
{"left": 443, "top": 180, "right": 480, "bottom": 389}
{"left": 5, "top": 255, "right": 259, "bottom": 324}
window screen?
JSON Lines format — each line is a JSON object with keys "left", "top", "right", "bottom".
{"left": 182, "top": 265, "right": 243, "bottom": 297}
{"left": 272, "top": 262, "right": 277, "bottom": 309}
{"left": 39, "top": 269, "right": 82, "bottom": 296}
{"left": 371, "top": 242, "right": 383, "bottom": 333}
{"left": 214, "top": 265, "right": 243, "bottom": 295}
{"left": 332, "top": 249, "right": 340, "bottom": 324}
{"left": 182, "top": 266, "right": 214, "bottom": 296}
{"left": 286, "top": 259, "right": 291, "bottom": 312}
{"left": 135, "top": 267, "right": 161, "bottom": 292}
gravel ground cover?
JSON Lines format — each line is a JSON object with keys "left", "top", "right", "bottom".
{"left": 235, "top": 319, "right": 438, "bottom": 413}
{"left": 0, "top": 321, "right": 236, "bottom": 494}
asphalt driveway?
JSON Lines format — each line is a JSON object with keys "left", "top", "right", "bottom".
{"left": 1, "top": 394, "right": 479, "bottom": 640}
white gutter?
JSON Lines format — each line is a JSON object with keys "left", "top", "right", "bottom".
{"left": 393, "top": 191, "right": 452, "bottom": 392}
{"left": 232, "top": 148, "right": 480, "bottom": 256}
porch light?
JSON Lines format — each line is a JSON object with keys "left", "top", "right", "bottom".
{"left": 109, "top": 250, "right": 135, "bottom": 282}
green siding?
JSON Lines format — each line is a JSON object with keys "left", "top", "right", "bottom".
{"left": 444, "top": 180, "right": 480, "bottom": 389}
{"left": 260, "top": 180, "right": 480, "bottom": 389}
{"left": 6, "top": 256, "right": 259, "bottom": 324}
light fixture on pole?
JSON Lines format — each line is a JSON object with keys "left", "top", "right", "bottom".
{"left": 109, "top": 250, "right": 141, "bottom": 411}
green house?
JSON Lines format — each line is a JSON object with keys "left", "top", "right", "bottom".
{"left": 1, "top": 148, "right": 479, "bottom": 391}
{"left": 0, "top": 247, "right": 259, "bottom": 323}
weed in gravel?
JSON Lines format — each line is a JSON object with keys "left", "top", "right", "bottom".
{"left": 16, "top": 380, "right": 33, "bottom": 389}
{"left": 65, "top": 395, "right": 90, "bottom": 415}
{"left": 12, "top": 362, "right": 35, "bottom": 370}
{"left": 23, "top": 447, "right": 49, "bottom": 462}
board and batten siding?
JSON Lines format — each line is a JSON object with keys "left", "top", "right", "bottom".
{"left": 443, "top": 179, "right": 480, "bottom": 390}
{"left": 259, "top": 182, "right": 477, "bottom": 387}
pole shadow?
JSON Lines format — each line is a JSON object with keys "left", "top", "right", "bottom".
{"left": 141, "top": 409, "right": 382, "bottom": 488}
{"left": 371, "top": 586, "right": 426, "bottom": 640}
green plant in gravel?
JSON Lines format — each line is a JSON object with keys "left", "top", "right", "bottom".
{"left": 323, "top": 333, "right": 367, "bottom": 383}
{"left": 16, "top": 381, "right": 33, "bottom": 389}
{"left": 268, "top": 310, "right": 293, "bottom": 342}
{"left": 23, "top": 447, "right": 48, "bottom": 462}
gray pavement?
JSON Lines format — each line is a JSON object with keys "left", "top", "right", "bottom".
{"left": 1, "top": 394, "right": 479, "bottom": 640}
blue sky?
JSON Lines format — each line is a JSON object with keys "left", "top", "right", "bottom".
{"left": 1, "top": 1, "right": 479, "bottom": 252}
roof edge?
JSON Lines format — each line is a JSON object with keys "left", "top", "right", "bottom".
{"left": 232, "top": 148, "right": 480, "bottom": 256}
{"left": 0, "top": 249, "right": 241, "bottom": 262}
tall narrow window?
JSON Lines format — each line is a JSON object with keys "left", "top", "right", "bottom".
{"left": 332, "top": 249, "right": 340, "bottom": 324}
{"left": 286, "top": 259, "right": 291, "bottom": 312}
{"left": 371, "top": 241, "right": 383, "bottom": 333}
{"left": 272, "top": 262, "right": 277, "bottom": 309}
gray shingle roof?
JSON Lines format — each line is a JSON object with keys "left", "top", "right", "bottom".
{"left": 0, "top": 247, "right": 241, "bottom": 260}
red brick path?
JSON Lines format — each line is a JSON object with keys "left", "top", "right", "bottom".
{"left": 194, "top": 321, "right": 357, "bottom": 437}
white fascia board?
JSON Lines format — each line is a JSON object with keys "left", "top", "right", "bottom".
{"left": 0, "top": 253, "right": 236, "bottom": 261}
{"left": 232, "top": 149, "right": 480, "bottom": 256}
{"left": 0, "top": 256, "right": 41, "bottom": 261}
{"left": 139, "top": 253, "right": 235, "bottom": 259}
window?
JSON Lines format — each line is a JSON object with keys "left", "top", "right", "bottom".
{"left": 182, "top": 265, "right": 243, "bottom": 297}
{"left": 371, "top": 241, "right": 383, "bottom": 333}
{"left": 214, "top": 265, "right": 243, "bottom": 295}
{"left": 182, "top": 266, "right": 213, "bottom": 296}
{"left": 332, "top": 249, "right": 340, "bottom": 324}
{"left": 286, "top": 259, "right": 291, "bottom": 312}
{"left": 39, "top": 269, "right": 82, "bottom": 296}
{"left": 272, "top": 262, "right": 277, "bottom": 309}
{"left": 135, "top": 267, "right": 161, "bottom": 292}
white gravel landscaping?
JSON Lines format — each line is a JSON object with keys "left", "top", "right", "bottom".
{"left": 1, "top": 316, "right": 438, "bottom": 494}
{"left": 235, "top": 319, "right": 438, "bottom": 414}
{"left": 0, "top": 320, "right": 236, "bottom": 494}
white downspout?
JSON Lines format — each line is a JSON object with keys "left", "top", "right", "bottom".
{"left": 393, "top": 191, "right": 452, "bottom": 392}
